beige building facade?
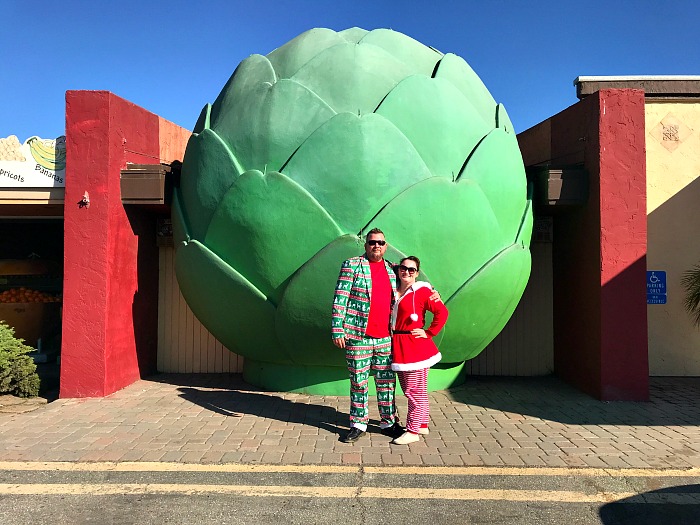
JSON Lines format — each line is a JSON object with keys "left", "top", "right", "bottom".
{"left": 646, "top": 98, "right": 700, "bottom": 375}
{"left": 576, "top": 76, "right": 700, "bottom": 376}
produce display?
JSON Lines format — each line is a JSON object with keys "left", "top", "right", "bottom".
{"left": 0, "top": 287, "right": 61, "bottom": 303}
{"left": 173, "top": 27, "right": 532, "bottom": 393}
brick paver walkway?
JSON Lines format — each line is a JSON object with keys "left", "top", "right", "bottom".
{"left": 1, "top": 375, "right": 699, "bottom": 468}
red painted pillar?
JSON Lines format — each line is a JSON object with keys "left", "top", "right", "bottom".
{"left": 61, "top": 91, "right": 189, "bottom": 397}
{"left": 597, "top": 89, "right": 648, "bottom": 400}
{"left": 518, "top": 89, "right": 648, "bottom": 400}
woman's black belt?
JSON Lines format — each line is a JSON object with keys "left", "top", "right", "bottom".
{"left": 393, "top": 330, "right": 412, "bottom": 334}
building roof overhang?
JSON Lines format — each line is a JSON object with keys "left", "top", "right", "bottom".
{"left": 574, "top": 75, "right": 700, "bottom": 99}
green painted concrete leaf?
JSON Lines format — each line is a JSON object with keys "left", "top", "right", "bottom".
{"left": 516, "top": 199, "right": 534, "bottom": 246}
{"left": 370, "top": 177, "right": 503, "bottom": 299}
{"left": 376, "top": 75, "right": 492, "bottom": 178}
{"left": 291, "top": 42, "right": 412, "bottom": 115}
{"left": 210, "top": 54, "right": 277, "bottom": 130}
{"left": 193, "top": 103, "right": 211, "bottom": 135}
{"left": 175, "top": 239, "right": 291, "bottom": 363}
{"left": 275, "top": 235, "right": 406, "bottom": 367}
{"left": 204, "top": 170, "right": 343, "bottom": 305}
{"left": 338, "top": 27, "right": 369, "bottom": 44}
{"left": 283, "top": 112, "right": 432, "bottom": 232}
{"left": 171, "top": 188, "right": 190, "bottom": 246}
{"left": 434, "top": 53, "right": 496, "bottom": 128}
{"left": 358, "top": 29, "right": 442, "bottom": 77}
{"left": 460, "top": 128, "right": 527, "bottom": 244}
{"left": 496, "top": 103, "right": 515, "bottom": 134}
{"left": 267, "top": 28, "right": 345, "bottom": 80}
{"left": 180, "top": 129, "right": 241, "bottom": 240}
{"left": 440, "top": 244, "right": 531, "bottom": 362}
{"left": 213, "top": 77, "right": 336, "bottom": 174}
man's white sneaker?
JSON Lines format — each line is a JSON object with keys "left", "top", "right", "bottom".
{"left": 392, "top": 431, "right": 420, "bottom": 445}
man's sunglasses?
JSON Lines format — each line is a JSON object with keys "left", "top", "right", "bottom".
{"left": 398, "top": 265, "right": 418, "bottom": 274}
{"left": 366, "top": 240, "right": 386, "bottom": 246}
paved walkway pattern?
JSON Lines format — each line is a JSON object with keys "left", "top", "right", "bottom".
{"left": 0, "top": 375, "right": 699, "bottom": 468}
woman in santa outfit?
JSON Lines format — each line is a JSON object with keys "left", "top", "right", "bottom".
{"left": 390, "top": 256, "right": 449, "bottom": 445}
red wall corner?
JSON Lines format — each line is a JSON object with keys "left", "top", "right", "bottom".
{"left": 60, "top": 91, "right": 190, "bottom": 398}
{"left": 518, "top": 89, "right": 648, "bottom": 401}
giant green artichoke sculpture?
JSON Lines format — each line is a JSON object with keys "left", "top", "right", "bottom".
{"left": 173, "top": 27, "right": 532, "bottom": 394}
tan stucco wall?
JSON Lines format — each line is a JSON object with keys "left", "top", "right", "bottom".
{"left": 646, "top": 100, "right": 700, "bottom": 375}
{"left": 158, "top": 117, "right": 191, "bottom": 164}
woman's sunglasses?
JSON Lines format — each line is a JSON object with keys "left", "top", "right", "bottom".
{"left": 398, "top": 265, "right": 418, "bottom": 274}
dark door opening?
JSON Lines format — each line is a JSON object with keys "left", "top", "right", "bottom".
{"left": 0, "top": 218, "right": 63, "bottom": 396}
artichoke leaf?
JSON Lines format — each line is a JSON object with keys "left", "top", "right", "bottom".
{"left": 338, "top": 27, "right": 369, "bottom": 44}
{"left": 516, "top": 198, "right": 534, "bottom": 247}
{"left": 213, "top": 78, "right": 336, "bottom": 174}
{"left": 368, "top": 176, "right": 503, "bottom": 299}
{"left": 459, "top": 127, "right": 528, "bottom": 243}
{"left": 204, "top": 170, "right": 343, "bottom": 305}
{"left": 175, "top": 239, "right": 292, "bottom": 363}
{"left": 375, "top": 75, "right": 492, "bottom": 179}
{"left": 180, "top": 129, "right": 242, "bottom": 240}
{"left": 291, "top": 42, "right": 413, "bottom": 115}
{"left": 171, "top": 188, "right": 190, "bottom": 247}
{"left": 193, "top": 103, "right": 211, "bottom": 134}
{"left": 434, "top": 53, "right": 497, "bottom": 128}
{"left": 267, "top": 28, "right": 347, "bottom": 80}
{"left": 210, "top": 54, "right": 277, "bottom": 130}
{"left": 282, "top": 112, "right": 432, "bottom": 233}
{"left": 358, "top": 28, "right": 442, "bottom": 78}
{"left": 496, "top": 103, "right": 515, "bottom": 134}
{"left": 440, "top": 243, "right": 531, "bottom": 362}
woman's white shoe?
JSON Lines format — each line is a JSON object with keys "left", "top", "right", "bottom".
{"left": 418, "top": 428, "right": 429, "bottom": 435}
{"left": 392, "top": 432, "right": 420, "bottom": 445}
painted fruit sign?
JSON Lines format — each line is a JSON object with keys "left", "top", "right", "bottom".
{"left": 0, "top": 135, "right": 66, "bottom": 187}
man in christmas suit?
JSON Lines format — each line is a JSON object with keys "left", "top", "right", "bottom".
{"left": 332, "top": 228, "right": 440, "bottom": 443}
{"left": 331, "top": 228, "right": 404, "bottom": 443}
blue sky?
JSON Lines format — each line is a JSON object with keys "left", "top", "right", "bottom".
{"left": 2, "top": 1, "right": 699, "bottom": 142}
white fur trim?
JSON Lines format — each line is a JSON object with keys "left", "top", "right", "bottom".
{"left": 391, "top": 281, "right": 433, "bottom": 329}
{"left": 411, "top": 281, "right": 432, "bottom": 291}
{"left": 391, "top": 352, "right": 442, "bottom": 371}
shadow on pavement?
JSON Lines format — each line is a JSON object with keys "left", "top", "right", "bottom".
{"left": 443, "top": 376, "right": 700, "bottom": 427}
{"left": 599, "top": 485, "right": 700, "bottom": 524}
{"left": 171, "top": 377, "right": 345, "bottom": 436}
{"left": 146, "top": 373, "right": 700, "bottom": 428}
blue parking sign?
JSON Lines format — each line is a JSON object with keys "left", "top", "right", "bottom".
{"left": 647, "top": 271, "right": 667, "bottom": 304}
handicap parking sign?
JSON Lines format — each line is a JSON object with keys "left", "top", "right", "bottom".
{"left": 647, "top": 271, "right": 667, "bottom": 304}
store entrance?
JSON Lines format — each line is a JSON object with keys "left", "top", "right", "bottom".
{"left": 0, "top": 218, "right": 63, "bottom": 396}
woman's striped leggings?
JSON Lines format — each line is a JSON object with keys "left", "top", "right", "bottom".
{"left": 397, "top": 368, "right": 429, "bottom": 434}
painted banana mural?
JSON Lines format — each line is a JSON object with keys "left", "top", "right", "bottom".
{"left": 27, "top": 136, "right": 66, "bottom": 171}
